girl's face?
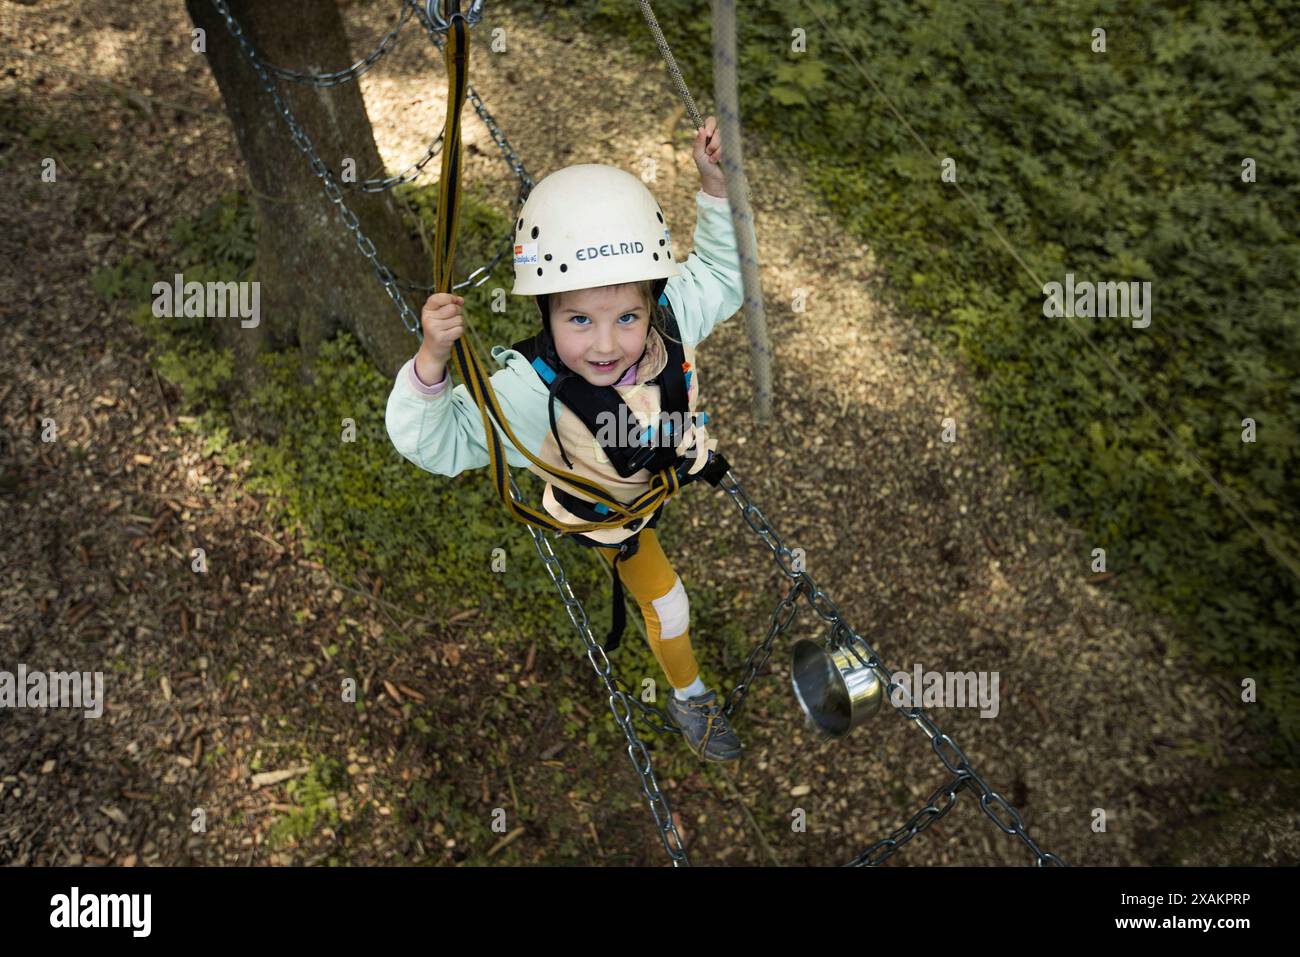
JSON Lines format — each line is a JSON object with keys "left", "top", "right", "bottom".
{"left": 550, "top": 284, "right": 651, "bottom": 386}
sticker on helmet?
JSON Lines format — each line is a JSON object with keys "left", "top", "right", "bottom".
{"left": 514, "top": 242, "right": 539, "bottom": 265}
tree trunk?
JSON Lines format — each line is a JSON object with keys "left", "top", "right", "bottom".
{"left": 186, "top": 0, "right": 427, "bottom": 399}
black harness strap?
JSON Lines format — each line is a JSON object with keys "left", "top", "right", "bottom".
{"left": 605, "top": 538, "right": 636, "bottom": 653}
{"left": 511, "top": 298, "right": 693, "bottom": 480}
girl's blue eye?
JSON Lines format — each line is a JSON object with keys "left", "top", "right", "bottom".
{"left": 569, "top": 313, "right": 639, "bottom": 326}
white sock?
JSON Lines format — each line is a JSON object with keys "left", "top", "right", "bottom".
{"left": 674, "top": 677, "right": 708, "bottom": 701}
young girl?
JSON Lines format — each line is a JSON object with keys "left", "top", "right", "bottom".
{"left": 385, "top": 118, "right": 747, "bottom": 761}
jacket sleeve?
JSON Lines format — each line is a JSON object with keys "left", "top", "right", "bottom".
{"left": 664, "top": 189, "right": 750, "bottom": 348}
{"left": 385, "top": 350, "right": 537, "bottom": 476}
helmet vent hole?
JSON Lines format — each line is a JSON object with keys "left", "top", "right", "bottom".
{"left": 531, "top": 226, "right": 540, "bottom": 239}
{"left": 656, "top": 210, "right": 663, "bottom": 223}
{"left": 536, "top": 268, "right": 543, "bottom": 276}
{"left": 653, "top": 253, "right": 659, "bottom": 261}
{"left": 659, "top": 239, "right": 665, "bottom": 246}
{"left": 544, "top": 253, "right": 553, "bottom": 261}
{"left": 560, "top": 263, "right": 568, "bottom": 272}
{"left": 517, "top": 218, "right": 523, "bottom": 230}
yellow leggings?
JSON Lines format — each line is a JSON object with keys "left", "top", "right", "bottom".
{"left": 595, "top": 529, "right": 700, "bottom": 691}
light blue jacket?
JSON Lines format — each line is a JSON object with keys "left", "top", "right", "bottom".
{"left": 385, "top": 188, "right": 747, "bottom": 545}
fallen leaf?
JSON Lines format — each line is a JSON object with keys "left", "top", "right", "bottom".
{"left": 251, "top": 765, "right": 310, "bottom": 789}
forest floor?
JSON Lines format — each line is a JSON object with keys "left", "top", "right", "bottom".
{"left": 2, "top": 0, "right": 1297, "bottom": 867}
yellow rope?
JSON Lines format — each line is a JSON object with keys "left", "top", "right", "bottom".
{"left": 433, "top": 12, "right": 686, "bottom": 535}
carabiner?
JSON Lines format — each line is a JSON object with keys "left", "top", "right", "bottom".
{"left": 426, "top": 0, "right": 486, "bottom": 32}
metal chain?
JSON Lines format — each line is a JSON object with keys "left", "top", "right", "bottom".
{"left": 395, "top": 209, "right": 520, "bottom": 294}
{"left": 259, "top": 0, "right": 413, "bottom": 88}
{"left": 711, "top": 468, "right": 1067, "bottom": 867}
{"left": 210, "top": 0, "right": 421, "bottom": 332}
{"left": 612, "top": 675, "right": 682, "bottom": 736}
{"left": 263, "top": 0, "right": 527, "bottom": 196}
{"left": 214, "top": 0, "right": 1061, "bottom": 869}
{"left": 206, "top": 0, "right": 532, "bottom": 335}
{"left": 208, "top": 0, "right": 694, "bottom": 865}
{"left": 406, "top": 0, "right": 533, "bottom": 194}
{"left": 721, "top": 578, "right": 802, "bottom": 719}
{"left": 511, "top": 474, "right": 691, "bottom": 866}
{"left": 845, "top": 776, "right": 970, "bottom": 867}
{"left": 346, "top": 130, "right": 447, "bottom": 193}
{"left": 398, "top": 0, "right": 534, "bottom": 290}
{"left": 634, "top": 0, "right": 1052, "bottom": 865}
{"left": 426, "top": 0, "right": 486, "bottom": 31}
{"left": 255, "top": 0, "right": 446, "bottom": 193}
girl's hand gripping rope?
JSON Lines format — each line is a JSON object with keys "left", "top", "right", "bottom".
{"left": 694, "top": 115, "right": 726, "bottom": 200}
{"left": 414, "top": 292, "right": 466, "bottom": 386}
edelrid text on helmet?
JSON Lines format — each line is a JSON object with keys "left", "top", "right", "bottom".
{"left": 576, "top": 240, "right": 646, "bottom": 262}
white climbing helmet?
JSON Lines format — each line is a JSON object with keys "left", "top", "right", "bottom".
{"left": 510, "top": 163, "right": 682, "bottom": 298}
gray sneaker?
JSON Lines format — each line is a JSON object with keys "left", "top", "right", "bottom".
{"left": 666, "top": 689, "right": 742, "bottom": 762}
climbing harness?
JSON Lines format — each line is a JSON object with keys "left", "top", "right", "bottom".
{"left": 508, "top": 292, "right": 720, "bottom": 651}
{"left": 508, "top": 296, "right": 693, "bottom": 482}
{"left": 417, "top": 26, "right": 691, "bottom": 539}
{"left": 209, "top": 0, "right": 1063, "bottom": 868}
